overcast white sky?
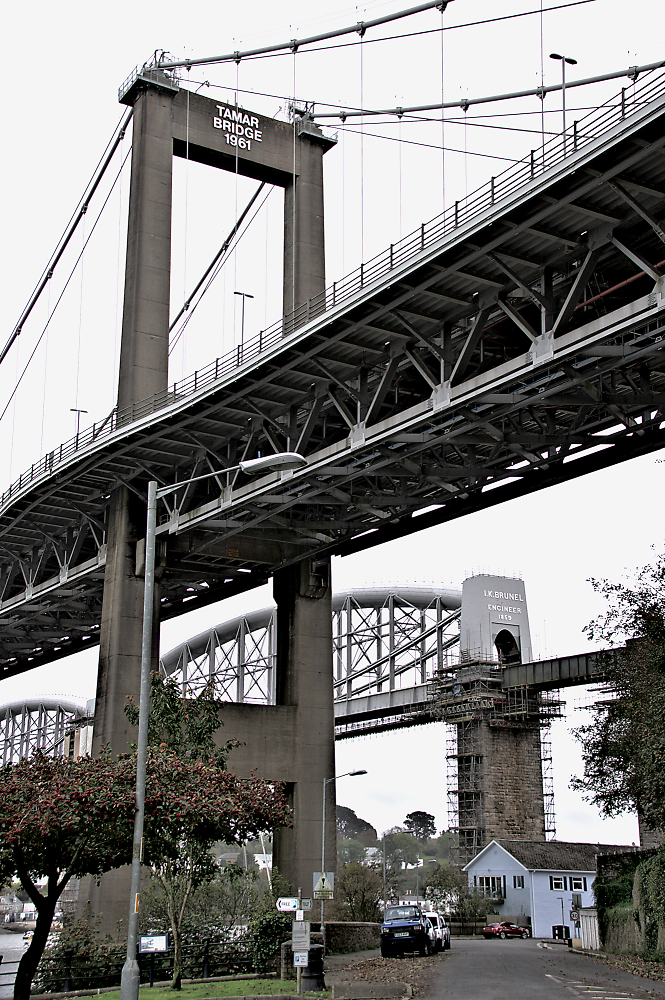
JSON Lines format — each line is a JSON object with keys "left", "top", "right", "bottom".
{"left": 2, "top": 0, "right": 664, "bottom": 847}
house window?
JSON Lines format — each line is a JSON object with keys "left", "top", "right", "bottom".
{"left": 549, "top": 876, "right": 565, "bottom": 890}
{"left": 513, "top": 875, "right": 524, "bottom": 889}
{"left": 478, "top": 876, "right": 505, "bottom": 898}
{"left": 570, "top": 877, "right": 587, "bottom": 891}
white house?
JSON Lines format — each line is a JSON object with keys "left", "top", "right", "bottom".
{"left": 464, "top": 840, "right": 632, "bottom": 939}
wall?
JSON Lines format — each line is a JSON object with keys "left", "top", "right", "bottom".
{"left": 325, "top": 922, "right": 381, "bottom": 954}
{"left": 595, "top": 849, "right": 654, "bottom": 953}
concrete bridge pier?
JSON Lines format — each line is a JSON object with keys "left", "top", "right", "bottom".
{"left": 271, "top": 558, "right": 336, "bottom": 893}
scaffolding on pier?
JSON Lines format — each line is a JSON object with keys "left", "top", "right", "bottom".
{"left": 434, "top": 656, "right": 563, "bottom": 862}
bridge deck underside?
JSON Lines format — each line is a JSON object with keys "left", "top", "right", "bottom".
{"left": 2, "top": 79, "right": 665, "bottom": 676}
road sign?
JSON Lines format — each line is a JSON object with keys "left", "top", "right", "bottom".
{"left": 276, "top": 897, "right": 299, "bottom": 911}
{"left": 570, "top": 910, "right": 580, "bottom": 922}
{"left": 313, "top": 872, "right": 335, "bottom": 900}
{"left": 292, "top": 920, "right": 311, "bottom": 950}
{"left": 293, "top": 952, "right": 309, "bottom": 967}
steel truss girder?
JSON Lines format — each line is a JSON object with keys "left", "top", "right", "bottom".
{"left": 2, "top": 90, "right": 665, "bottom": 674}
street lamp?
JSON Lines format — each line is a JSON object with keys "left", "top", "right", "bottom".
{"left": 550, "top": 52, "right": 577, "bottom": 153}
{"left": 321, "top": 770, "right": 367, "bottom": 949}
{"left": 234, "top": 290, "right": 254, "bottom": 349}
{"left": 120, "top": 450, "right": 308, "bottom": 1000}
{"left": 70, "top": 407, "right": 88, "bottom": 438}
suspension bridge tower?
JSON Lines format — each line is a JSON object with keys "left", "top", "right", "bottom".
{"left": 83, "top": 65, "right": 338, "bottom": 933}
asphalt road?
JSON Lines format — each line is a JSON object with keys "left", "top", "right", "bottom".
{"left": 428, "top": 939, "right": 665, "bottom": 1000}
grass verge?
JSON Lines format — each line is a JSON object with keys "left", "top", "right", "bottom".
{"left": 104, "top": 982, "right": 331, "bottom": 999}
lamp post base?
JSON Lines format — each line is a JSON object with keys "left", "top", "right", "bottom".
{"left": 120, "top": 958, "right": 140, "bottom": 1000}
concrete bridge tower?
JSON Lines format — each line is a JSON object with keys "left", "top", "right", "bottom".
{"left": 82, "top": 67, "right": 338, "bottom": 933}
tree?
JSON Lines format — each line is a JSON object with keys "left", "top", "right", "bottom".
{"left": 404, "top": 811, "right": 436, "bottom": 843}
{"left": 335, "top": 862, "right": 383, "bottom": 921}
{"left": 336, "top": 805, "right": 377, "bottom": 844}
{"left": 140, "top": 863, "right": 263, "bottom": 948}
{"left": 124, "top": 673, "right": 286, "bottom": 990}
{"left": 0, "top": 744, "right": 289, "bottom": 1000}
{"left": 571, "top": 552, "right": 665, "bottom": 831}
{"left": 337, "top": 838, "right": 368, "bottom": 865}
{"left": 424, "top": 862, "right": 467, "bottom": 912}
{"left": 382, "top": 829, "right": 421, "bottom": 868}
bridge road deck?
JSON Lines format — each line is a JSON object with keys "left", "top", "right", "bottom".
{"left": 2, "top": 72, "right": 665, "bottom": 679}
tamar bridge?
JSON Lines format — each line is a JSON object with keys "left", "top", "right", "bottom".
{"left": 1, "top": 54, "right": 664, "bottom": 922}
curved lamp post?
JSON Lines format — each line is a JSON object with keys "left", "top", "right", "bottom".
{"left": 120, "top": 451, "right": 307, "bottom": 1000}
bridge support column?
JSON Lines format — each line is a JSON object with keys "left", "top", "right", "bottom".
{"left": 81, "top": 81, "right": 175, "bottom": 935}
{"left": 283, "top": 126, "right": 332, "bottom": 328}
{"left": 456, "top": 720, "right": 545, "bottom": 862}
{"left": 272, "top": 557, "right": 336, "bottom": 893}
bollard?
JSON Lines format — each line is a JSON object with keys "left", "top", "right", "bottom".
{"left": 300, "top": 944, "right": 325, "bottom": 993}
{"left": 202, "top": 938, "right": 210, "bottom": 980}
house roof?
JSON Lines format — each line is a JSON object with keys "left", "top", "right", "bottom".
{"left": 466, "top": 839, "right": 635, "bottom": 873}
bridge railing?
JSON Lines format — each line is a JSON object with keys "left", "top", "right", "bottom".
{"left": 2, "top": 68, "right": 664, "bottom": 512}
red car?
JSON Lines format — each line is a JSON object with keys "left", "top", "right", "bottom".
{"left": 482, "top": 920, "right": 530, "bottom": 939}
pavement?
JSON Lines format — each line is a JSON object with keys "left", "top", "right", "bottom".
{"left": 324, "top": 947, "right": 438, "bottom": 999}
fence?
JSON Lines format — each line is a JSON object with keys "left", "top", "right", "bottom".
{"left": 0, "top": 938, "right": 254, "bottom": 996}
{"left": 3, "top": 68, "right": 665, "bottom": 515}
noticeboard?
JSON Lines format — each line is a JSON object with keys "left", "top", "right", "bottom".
{"left": 292, "top": 920, "right": 311, "bottom": 950}
{"left": 139, "top": 934, "right": 168, "bottom": 953}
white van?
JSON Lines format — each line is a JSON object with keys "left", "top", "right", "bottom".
{"left": 423, "top": 911, "right": 450, "bottom": 951}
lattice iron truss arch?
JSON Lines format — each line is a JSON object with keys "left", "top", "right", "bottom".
{"left": 159, "top": 586, "right": 463, "bottom": 725}
{"left": 0, "top": 696, "right": 94, "bottom": 765}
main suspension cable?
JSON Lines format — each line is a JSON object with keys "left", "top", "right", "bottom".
{"left": 0, "top": 149, "right": 132, "bottom": 425}
{"left": 313, "top": 58, "right": 665, "bottom": 118}
{"left": 1, "top": 108, "right": 133, "bottom": 369}
{"left": 157, "top": 0, "right": 456, "bottom": 70}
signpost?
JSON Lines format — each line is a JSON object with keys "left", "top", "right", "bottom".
{"left": 277, "top": 897, "right": 312, "bottom": 911}
{"left": 313, "top": 873, "right": 334, "bottom": 900}
{"left": 276, "top": 897, "right": 299, "bottom": 912}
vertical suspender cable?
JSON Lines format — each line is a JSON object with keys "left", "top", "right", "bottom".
{"left": 74, "top": 212, "right": 86, "bottom": 417}
{"left": 113, "top": 124, "right": 126, "bottom": 394}
{"left": 441, "top": 4, "right": 445, "bottom": 213}
{"left": 540, "top": 0, "right": 545, "bottom": 148}
{"left": 398, "top": 108, "right": 403, "bottom": 240}
{"left": 360, "top": 28, "right": 365, "bottom": 264}
{"left": 292, "top": 47, "right": 297, "bottom": 319}
{"left": 39, "top": 273, "right": 52, "bottom": 454}
{"left": 182, "top": 86, "right": 191, "bottom": 373}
